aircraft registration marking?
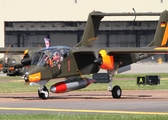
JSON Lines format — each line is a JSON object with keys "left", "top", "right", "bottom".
{"left": 0, "top": 107, "right": 168, "bottom": 115}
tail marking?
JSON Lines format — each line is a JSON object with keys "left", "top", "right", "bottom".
{"left": 161, "top": 22, "right": 168, "bottom": 46}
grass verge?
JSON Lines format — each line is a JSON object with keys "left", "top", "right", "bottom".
{"left": 0, "top": 113, "right": 168, "bottom": 120}
{"left": 0, "top": 77, "right": 168, "bottom": 93}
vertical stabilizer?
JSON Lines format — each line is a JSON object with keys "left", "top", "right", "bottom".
{"left": 149, "top": 10, "right": 168, "bottom": 47}
{"left": 75, "top": 11, "right": 104, "bottom": 47}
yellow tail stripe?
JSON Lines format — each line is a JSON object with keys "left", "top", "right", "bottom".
{"left": 161, "top": 22, "right": 168, "bottom": 46}
{"left": 155, "top": 47, "right": 168, "bottom": 50}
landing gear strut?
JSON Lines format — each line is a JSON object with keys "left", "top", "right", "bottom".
{"left": 38, "top": 85, "right": 49, "bottom": 100}
{"left": 107, "top": 70, "right": 122, "bottom": 98}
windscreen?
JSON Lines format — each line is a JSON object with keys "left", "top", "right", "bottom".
{"left": 31, "top": 46, "right": 70, "bottom": 67}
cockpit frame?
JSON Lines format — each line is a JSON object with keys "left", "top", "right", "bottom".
{"left": 31, "top": 46, "right": 71, "bottom": 68}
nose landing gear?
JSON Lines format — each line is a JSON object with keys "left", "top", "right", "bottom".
{"left": 38, "top": 85, "right": 49, "bottom": 100}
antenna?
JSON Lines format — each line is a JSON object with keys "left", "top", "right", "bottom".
{"left": 129, "top": 8, "right": 136, "bottom": 47}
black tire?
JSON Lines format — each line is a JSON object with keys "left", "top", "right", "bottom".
{"left": 38, "top": 89, "right": 43, "bottom": 98}
{"left": 38, "top": 86, "right": 49, "bottom": 100}
{"left": 112, "top": 85, "right": 122, "bottom": 98}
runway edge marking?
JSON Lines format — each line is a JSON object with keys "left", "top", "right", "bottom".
{"left": 0, "top": 107, "right": 168, "bottom": 115}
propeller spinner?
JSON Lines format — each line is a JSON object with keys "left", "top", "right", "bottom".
{"left": 94, "top": 49, "right": 114, "bottom": 70}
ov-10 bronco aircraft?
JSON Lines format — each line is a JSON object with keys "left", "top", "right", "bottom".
{"left": 0, "top": 39, "right": 49, "bottom": 76}
{"left": 0, "top": 46, "right": 40, "bottom": 76}
{"left": 1, "top": 10, "right": 168, "bottom": 100}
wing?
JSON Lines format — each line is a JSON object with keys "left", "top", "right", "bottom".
{"left": 106, "top": 47, "right": 168, "bottom": 54}
{"left": 0, "top": 47, "right": 40, "bottom": 54}
{"left": 71, "top": 47, "right": 168, "bottom": 71}
{"left": 72, "top": 47, "right": 168, "bottom": 54}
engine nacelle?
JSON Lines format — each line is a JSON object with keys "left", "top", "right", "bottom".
{"left": 50, "top": 78, "right": 95, "bottom": 93}
{"left": 21, "top": 50, "right": 31, "bottom": 66}
{"left": 21, "top": 57, "right": 31, "bottom": 66}
{"left": 99, "top": 50, "right": 114, "bottom": 70}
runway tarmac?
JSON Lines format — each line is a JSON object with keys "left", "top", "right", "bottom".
{"left": 0, "top": 90, "right": 168, "bottom": 114}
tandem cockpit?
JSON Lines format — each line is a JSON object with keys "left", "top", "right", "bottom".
{"left": 31, "top": 46, "right": 71, "bottom": 68}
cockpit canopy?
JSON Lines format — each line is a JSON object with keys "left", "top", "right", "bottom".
{"left": 31, "top": 46, "right": 70, "bottom": 67}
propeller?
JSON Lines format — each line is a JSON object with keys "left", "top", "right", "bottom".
{"left": 4, "top": 44, "right": 13, "bottom": 65}
{"left": 94, "top": 53, "right": 103, "bottom": 66}
{"left": 87, "top": 37, "right": 103, "bottom": 65}
{"left": 21, "top": 50, "right": 31, "bottom": 66}
{"left": 93, "top": 49, "right": 115, "bottom": 70}
{"left": 88, "top": 37, "right": 99, "bottom": 47}
{"left": 88, "top": 37, "right": 113, "bottom": 69}
{"left": 21, "top": 43, "right": 43, "bottom": 66}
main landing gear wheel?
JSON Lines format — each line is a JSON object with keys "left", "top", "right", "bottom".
{"left": 111, "top": 85, "right": 122, "bottom": 98}
{"left": 38, "top": 86, "right": 49, "bottom": 100}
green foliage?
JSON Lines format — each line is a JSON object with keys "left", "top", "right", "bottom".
{"left": 0, "top": 114, "right": 168, "bottom": 120}
{"left": 0, "top": 73, "right": 168, "bottom": 93}
{"left": 81, "top": 78, "right": 168, "bottom": 91}
{"left": 0, "top": 77, "right": 168, "bottom": 93}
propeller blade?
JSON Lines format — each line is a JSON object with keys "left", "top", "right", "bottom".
{"left": 4, "top": 44, "right": 12, "bottom": 64}
{"left": 88, "top": 37, "right": 99, "bottom": 47}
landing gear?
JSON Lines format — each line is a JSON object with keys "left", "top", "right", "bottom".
{"left": 112, "top": 85, "right": 122, "bottom": 98}
{"left": 38, "top": 85, "right": 49, "bottom": 100}
{"left": 107, "top": 70, "right": 122, "bottom": 99}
